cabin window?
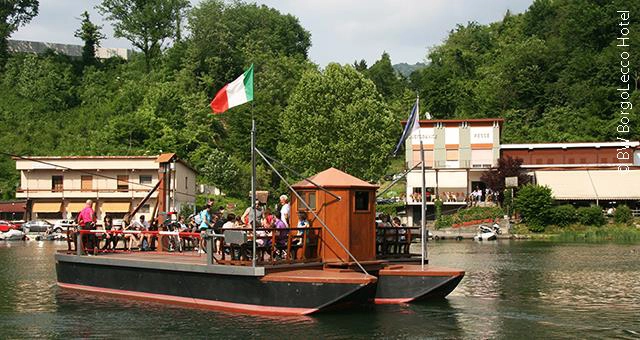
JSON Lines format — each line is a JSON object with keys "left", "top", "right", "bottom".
{"left": 300, "top": 191, "right": 317, "bottom": 210}
{"left": 139, "top": 204, "right": 150, "bottom": 213}
{"left": 81, "top": 176, "right": 93, "bottom": 192}
{"left": 139, "top": 175, "right": 152, "bottom": 184}
{"left": 117, "top": 175, "right": 129, "bottom": 192}
{"left": 355, "top": 191, "right": 370, "bottom": 211}
{"left": 52, "top": 176, "right": 63, "bottom": 192}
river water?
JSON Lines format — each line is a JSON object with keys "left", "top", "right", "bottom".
{"left": 0, "top": 240, "right": 638, "bottom": 339}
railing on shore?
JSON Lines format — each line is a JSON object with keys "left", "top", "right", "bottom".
{"left": 376, "top": 226, "right": 422, "bottom": 259}
{"left": 71, "top": 226, "right": 322, "bottom": 266}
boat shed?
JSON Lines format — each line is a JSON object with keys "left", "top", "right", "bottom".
{"left": 291, "top": 168, "right": 378, "bottom": 263}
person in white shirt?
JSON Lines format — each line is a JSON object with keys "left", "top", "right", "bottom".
{"left": 279, "top": 194, "right": 290, "bottom": 227}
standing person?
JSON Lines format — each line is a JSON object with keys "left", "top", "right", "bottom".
{"left": 279, "top": 195, "right": 290, "bottom": 227}
{"left": 241, "top": 200, "right": 263, "bottom": 227}
{"left": 198, "top": 205, "right": 213, "bottom": 253}
{"left": 77, "top": 200, "right": 96, "bottom": 255}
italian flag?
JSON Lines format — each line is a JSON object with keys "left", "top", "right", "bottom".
{"left": 210, "top": 64, "right": 254, "bottom": 114}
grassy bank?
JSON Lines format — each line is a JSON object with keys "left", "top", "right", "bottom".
{"left": 511, "top": 224, "right": 640, "bottom": 243}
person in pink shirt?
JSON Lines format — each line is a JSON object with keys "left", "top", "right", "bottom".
{"left": 77, "top": 200, "right": 97, "bottom": 254}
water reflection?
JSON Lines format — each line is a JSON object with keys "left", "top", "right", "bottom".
{"left": 0, "top": 240, "right": 639, "bottom": 338}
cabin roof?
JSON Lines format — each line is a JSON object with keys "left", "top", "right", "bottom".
{"left": 292, "top": 168, "right": 378, "bottom": 189}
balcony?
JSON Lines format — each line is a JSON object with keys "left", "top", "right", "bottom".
{"left": 15, "top": 188, "right": 158, "bottom": 199}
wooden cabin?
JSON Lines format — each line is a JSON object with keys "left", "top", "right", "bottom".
{"left": 290, "top": 168, "right": 378, "bottom": 263}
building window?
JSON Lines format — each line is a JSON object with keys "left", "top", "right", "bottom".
{"left": 139, "top": 204, "right": 150, "bottom": 213}
{"left": 139, "top": 175, "right": 152, "bottom": 185}
{"left": 446, "top": 149, "right": 458, "bottom": 161}
{"left": 185, "top": 176, "right": 188, "bottom": 190}
{"left": 355, "top": 191, "right": 370, "bottom": 211}
{"left": 117, "top": 175, "right": 129, "bottom": 192}
{"left": 81, "top": 176, "right": 92, "bottom": 192}
{"left": 52, "top": 176, "right": 63, "bottom": 192}
{"left": 300, "top": 191, "right": 317, "bottom": 210}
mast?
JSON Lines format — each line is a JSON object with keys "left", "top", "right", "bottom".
{"left": 251, "top": 119, "right": 257, "bottom": 267}
{"left": 418, "top": 96, "right": 427, "bottom": 270}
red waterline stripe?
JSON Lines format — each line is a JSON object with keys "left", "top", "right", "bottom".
{"left": 58, "top": 282, "right": 317, "bottom": 316}
{"left": 373, "top": 297, "right": 414, "bottom": 304}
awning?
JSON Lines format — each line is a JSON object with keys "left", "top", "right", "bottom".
{"left": 437, "top": 171, "right": 468, "bottom": 188}
{"left": 32, "top": 202, "right": 62, "bottom": 213}
{"left": 535, "top": 170, "right": 640, "bottom": 200}
{"left": 407, "top": 171, "right": 437, "bottom": 188}
{"left": 101, "top": 202, "right": 131, "bottom": 213}
{"left": 0, "top": 202, "right": 26, "bottom": 213}
{"left": 589, "top": 170, "right": 640, "bottom": 200}
{"left": 66, "top": 202, "right": 95, "bottom": 213}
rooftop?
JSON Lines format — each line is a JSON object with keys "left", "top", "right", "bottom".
{"left": 292, "top": 168, "right": 378, "bottom": 189}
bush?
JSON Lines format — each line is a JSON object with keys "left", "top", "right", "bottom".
{"left": 434, "top": 199, "right": 443, "bottom": 220}
{"left": 435, "top": 214, "right": 453, "bottom": 229}
{"left": 547, "top": 204, "right": 577, "bottom": 227}
{"left": 577, "top": 206, "right": 605, "bottom": 227}
{"left": 456, "top": 206, "right": 504, "bottom": 222}
{"left": 614, "top": 205, "right": 633, "bottom": 224}
{"left": 514, "top": 184, "right": 553, "bottom": 230}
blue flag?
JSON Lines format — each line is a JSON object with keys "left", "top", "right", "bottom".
{"left": 392, "top": 98, "right": 420, "bottom": 156}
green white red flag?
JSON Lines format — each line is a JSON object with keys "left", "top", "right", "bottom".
{"left": 210, "top": 64, "right": 254, "bottom": 114}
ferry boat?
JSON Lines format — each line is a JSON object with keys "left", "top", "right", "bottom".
{"left": 56, "top": 137, "right": 463, "bottom": 315}
{"left": 56, "top": 168, "right": 463, "bottom": 315}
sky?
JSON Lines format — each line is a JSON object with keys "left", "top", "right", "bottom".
{"left": 10, "top": 0, "right": 533, "bottom": 66}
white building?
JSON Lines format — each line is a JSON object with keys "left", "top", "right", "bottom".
{"left": 14, "top": 154, "right": 197, "bottom": 224}
{"left": 404, "top": 119, "right": 503, "bottom": 226}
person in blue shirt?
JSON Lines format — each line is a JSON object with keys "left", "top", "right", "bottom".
{"left": 198, "top": 204, "right": 213, "bottom": 252}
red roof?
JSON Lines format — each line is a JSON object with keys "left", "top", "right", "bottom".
{"left": 292, "top": 168, "right": 378, "bottom": 189}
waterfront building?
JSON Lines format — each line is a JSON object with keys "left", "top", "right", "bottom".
{"left": 502, "top": 142, "right": 640, "bottom": 207}
{"left": 14, "top": 154, "right": 197, "bottom": 223}
{"left": 403, "top": 118, "right": 503, "bottom": 226}
{"left": 403, "top": 117, "right": 640, "bottom": 225}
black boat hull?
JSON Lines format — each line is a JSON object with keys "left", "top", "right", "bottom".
{"left": 56, "top": 256, "right": 376, "bottom": 315}
{"left": 374, "top": 265, "right": 465, "bottom": 304}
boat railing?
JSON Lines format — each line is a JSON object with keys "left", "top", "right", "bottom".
{"left": 215, "top": 227, "right": 322, "bottom": 266}
{"left": 376, "top": 226, "right": 422, "bottom": 259}
{"left": 72, "top": 226, "right": 323, "bottom": 266}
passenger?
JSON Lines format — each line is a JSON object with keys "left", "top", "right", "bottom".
{"left": 293, "top": 211, "right": 310, "bottom": 245}
{"left": 392, "top": 217, "right": 407, "bottom": 242}
{"left": 222, "top": 213, "right": 236, "bottom": 229}
{"left": 241, "top": 200, "right": 263, "bottom": 227}
{"left": 233, "top": 215, "right": 244, "bottom": 228}
{"left": 77, "top": 199, "right": 97, "bottom": 255}
{"left": 101, "top": 215, "right": 114, "bottom": 251}
{"left": 198, "top": 204, "right": 213, "bottom": 253}
{"left": 279, "top": 195, "right": 290, "bottom": 227}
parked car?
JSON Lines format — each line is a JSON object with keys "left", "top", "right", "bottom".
{"left": 21, "top": 220, "right": 54, "bottom": 233}
{"left": 53, "top": 220, "right": 76, "bottom": 233}
{"left": 0, "top": 220, "right": 18, "bottom": 232}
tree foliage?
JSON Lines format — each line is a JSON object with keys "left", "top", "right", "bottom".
{"left": 480, "top": 156, "right": 531, "bottom": 201}
{"left": 98, "top": 0, "right": 190, "bottom": 71}
{"left": 0, "top": 0, "right": 38, "bottom": 66}
{"left": 74, "top": 11, "right": 105, "bottom": 66}
{"left": 514, "top": 184, "right": 553, "bottom": 231}
{"left": 278, "top": 64, "right": 394, "bottom": 180}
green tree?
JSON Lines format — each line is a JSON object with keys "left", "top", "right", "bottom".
{"left": 514, "top": 184, "right": 553, "bottom": 231}
{"left": 200, "top": 148, "right": 241, "bottom": 195}
{"left": 365, "top": 52, "right": 405, "bottom": 99}
{"left": 613, "top": 205, "right": 633, "bottom": 225}
{"left": 97, "top": 0, "right": 190, "bottom": 72}
{"left": 74, "top": 11, "right": 106, "bottom": 66}
{"left": 277, "top": 64, "right": 394, "bottom": 181}
{"left": 0, "top": 0, "right": 38, "bottom": 67}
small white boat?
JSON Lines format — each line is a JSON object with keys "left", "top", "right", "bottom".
{"left": 473, "top": 224, "right": 499, "bottom": 241}
{"left": 0, "top": 229, "right": 26, "bottom": 241}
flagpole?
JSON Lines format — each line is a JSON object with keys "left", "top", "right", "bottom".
{"left": 417, "top": 96, "right": 426, "bottom": 270}
{"left": 251, "top": 118, "right": 257, "bottom": 267}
